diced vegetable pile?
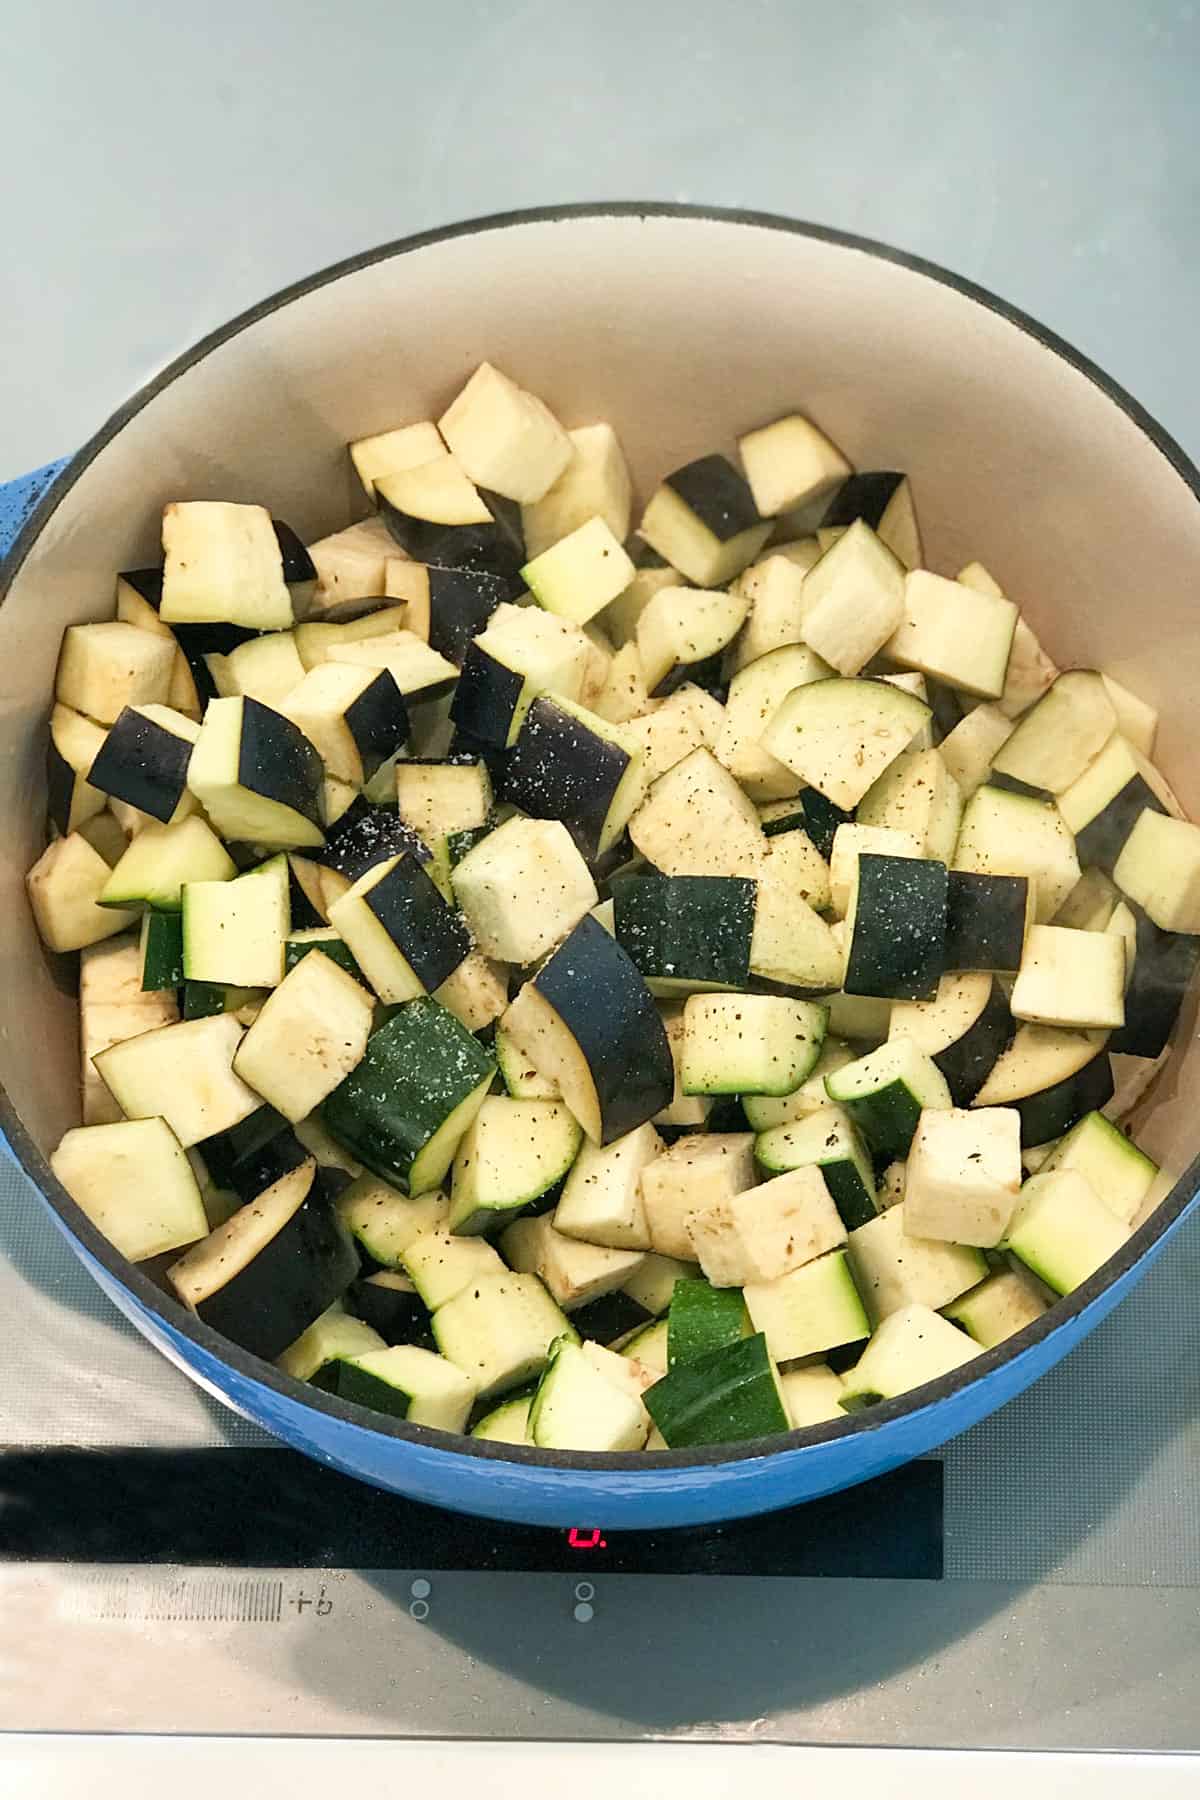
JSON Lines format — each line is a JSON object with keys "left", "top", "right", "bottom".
{"left": 34, "top": 362, "right": 1197, "bottom": 1452}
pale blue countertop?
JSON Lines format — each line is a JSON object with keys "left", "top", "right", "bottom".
{"left": 2, "top": 0, "right": 1198, "bottom": 480}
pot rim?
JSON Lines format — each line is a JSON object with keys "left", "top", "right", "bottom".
{"left": 4, "top": 200, "right": 1199, "bottom": 1480}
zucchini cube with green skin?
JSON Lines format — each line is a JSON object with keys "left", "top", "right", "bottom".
{"left": 856, "top": 746, "right": 962, "bottom": 865}
{"left": 839, "top": 1304, "right": 978, "bottom": 1411}
{"left": 349, "top": 418, "right": 445, "bottom": 500}
{"left": 337, "top": 1178, "right": 449, "bottom": 1267}
{"left": 825, "top": 1039, "right": 953, "bottom": 1159}
{"left": 761, "top": 678, "right": 931, "bottom": 812}
{"left": 46, "top": 704, "right": 108, "bottom": 836}
{"left": 521, "top": 516, "right": 636, "bottom": 625}
{"left": 667, "top": 1279, "right": 750, "bottom": 1366}
{"left": 688, "top": 1163, "right": 847, "bottom": 1288}
{"left": 531, "top": 1338, "right": 650, "bottom": 1451}
{"left": 512, "top": 915, "right": 674, "bottom": 1145}
{"left": 434, "top": 1271, "right": 576, "bottom": 1401}
{"left": 281, "top": 662, "right": 409, "bottom": 786}
{"left": 1039, "top": 1110, "right": 1158, "bottom": 1225}
{"left": 742, "top": 1037, "right": 857, "bottom": 1131}
{"left": 183, "top": 854, "right": 290, "bottom": 990}
{"left": 448, "top": 1097, "right": 583, "bottom": 1235}
{"left": 504, "top": 697, "right": 644, "bottom": 859}
{"left": 845, "top": 1202, "right": 987, "bottom": 1325}
{"left": 1005, "top": 1168, "right": 1131, "bottom": 1295}
{"left": 553, "top": 1121, "right": 660, "bottom": 1250}
{"left": 86, "top": 704, "right": 199, "bottom": 826}
{"left": 322, "top": 998, "right": 495, "bottom": 1194}
{"left": 501, "top": 1213, "right": 645, "bottom": 1310}
{"left": 743, "top": 1249, "right": 869, "bottom": 1363}
{"left": 942, "top": 1267, "right": 1049, "bottom": 1348}
{"left": 798, "top": 521, "right": 906, "bottom": 677}
{"left": 638, "top": 454, "right": 771, "bottom": 588}
{"left": 55, "top": 621, "right": 177, "bottom": 724}
{"left": 232, "top": 949, "right": 375, "bottom": 1124}
{"left": 385, "top": 561, "right": 509, "bottom": 666}
{"left": 621, "top": 1313, "right": 672, "bottom": 1370}
{"left": 885, "top": 569, "right": 1018, "bottom": 700}
{"left": 641, "top": 1133, "right": 757, "bottom": 1260}
{"left": 329, "top": 852, "right": 470, "bottom": 1003}
{"left": 521, "top": 423, "right": 633, "bottom": 562}
{"left": 903, "top": 1106, "right": 1023, "bottom": 1247}
{"left": 332, "top": 1345, "right": 478, "bottom": 1432}
{"left": 645, "top": 1332, "right": 789, "bottom": 1448}
{"left": 821, "top": 471, "right": 922, "bottom": 570}
{"left": 1010, "top": 924, "right": 1126, "bottom": 1031}
{"left": 187, "top": 695, "right": 324, "bottom": 850}
{"left": 182, "top": 980, "right": 264, "bottom": 1022}
{"left": 681, "top": 994, "right": 828, "bottom": 1097}
{"left": 455, "top": 816, "right": 598, "bottom": 965}
{"left": 629, "top": 747, "right": 766, "bottom": 880}
{"left": 635, "top": 584, "right": 749, "bottom": 695}
{"left": 94, "top": 1012, "right": 261, "bottom": 1148}
{"left": 27, "top": 833, "right": 138, "bottom": 952}
{"left": 843, "top": 853, "right": 948, "bottom": 1003}
{"left": 140, "top": 907, "right": 185, "bottom": 989}
{"left": 754, "top": 1104, "right": 877, "bottom": 1231}
{"left": 283, "top": 927, "right": 364, "bottom": 985}
{"left": 992, "top": 671, "right": 1118, "bottom": 795}
{"left": 169, "top": 1158, "right": 359, "bottom": 1359}
{"left": 277, "top": 1308, "right": 386, "bottom": 1384}
{"left": 51, "top": 1116, "right": 208, "bottom": 1262}
{"left": 450, "top": 603, "right": 591, "bottom": 747}
{"left": 376, "top": 457, "right": 525, "bottom": 577}
{"left": 972, "top": 1025, "right": 1114, "bottom": 1147}
{"left": 438, "top": 362, "right": 571, "bottom": 504}
{"left": 402, "top": 1227, "right": 507, "bottom": 1310}
{"left": 161, "top": 501, "right": 295, "bottom": 631}
{"left": 736, "top": 413, "right": 851, "bottom": 518}
{"left": 472, "top": 1393, "right": 535, "bottom": 1444}
{"left": 1113, "top": 810, "right": 1200, "bottom": 934}
{"left": 612, "top": 874, "right": 756, "bottom": 996}
{"left": 101, "top": 816, "right": 237, "bottom": 913}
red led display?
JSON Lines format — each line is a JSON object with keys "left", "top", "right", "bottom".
{"left": 567, "top": 1528, "right": 608, "bottom": 1550}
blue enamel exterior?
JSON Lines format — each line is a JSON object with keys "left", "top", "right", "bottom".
{"left": 50, "top": 1184, "right": 1198, "bottom": 1527}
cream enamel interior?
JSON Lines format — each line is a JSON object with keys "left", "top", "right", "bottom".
{"left": 4, "top": 209, "right": 1200, "bottom": 1232}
